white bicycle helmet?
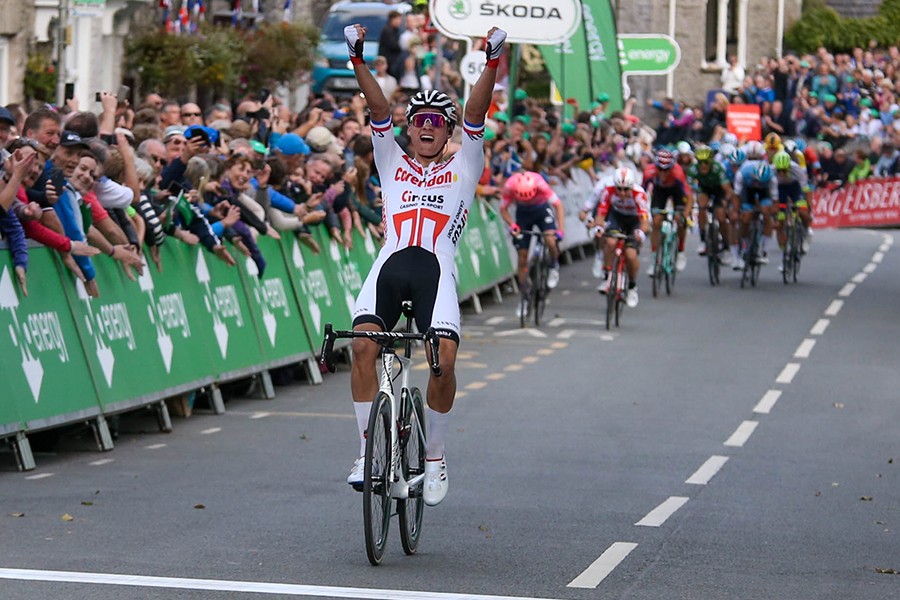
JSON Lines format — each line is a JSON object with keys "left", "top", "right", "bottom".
{"left": 405, "top": 90, "right": 458, "bottom": 128}
{"left": 613, "top": 167, "right": 635, "bottom": 189}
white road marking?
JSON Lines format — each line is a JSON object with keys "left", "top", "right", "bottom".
{"left": 547, "top": 318, "right": 565, "bottom": 327}
{"left": 89, "top": 459, "right": 114, "bottom": 466}
{"left": 863, "top": 263, "right": 877, "bottom": 273}
{"left": 824, "top": 300, "right": 844, "bottom": 316}
{"left": 810, "top": 319, "right": 830, "bottom": 335}
{"left": 851, "top": 272, "right": 867, "bottom": 284}
{"left": 635, "top": 496, "right": 689, "bottom": 527}
{"left": 550, "top": 342, "right": 568, "bottom": 349}
{"left": 753, "top": 390, "right": 782, "bottom": 414}
{"left": 24, "top": 473, "right": 54, "bottom": 480}
{"left": 485, "top": 316, "right": 505, "bottom": 326}
{"left": 503, "top": 364, "right": 523, "bottom": 372}
{"left": 838, "top": 283, "right": 856, "bottom": 297}
{"left": 557, "top": 329, "right": 577, "bottom": 339}
{"left": 485, "top": 373, "right": 506, "bottom": 381}
{"left": 521, "top": 356, "right": 540, "bottom": 364}
{"left": 601, "top": 334, "right": 615, "bottom": 341}
{"left": 250, "top": 412, "right": 270, "bottom": 419}
{"left": 879, "top": 244, "right": 890, "bottom": 252}
{"left": 567, "top": 542, "right": 638, "bottom": 589}
{"left": 465, "top": 382, "right": 487, "bottom": 391}
{"left": 0, "top": 568, "right": 565, "bottom": 600}
{"left": 537, "top": 349, "right": 554, "bottom": 356}
{"left": 686, "top": 456, "right": 729, "bottom": 485}
{"left": 724, "top": 421, "right": 758, "bottom": 448}
{"left": 145, "top": 444, "right": 167, "bottom": 450}
{"left": 776, "top": 363, "right": 801, "bottom": 384}
{"left": 455, "top": 391, "right": 468, "bottom": 399}
{"left": 872, "top": 252, "right": 884, "bottom": 263}
{"left": 794, "top": 339, "right": 816, "bottom": 359}
{"left": 200, "top": 428, "right": 221, "bottom": 435}
{"left": 495, "top": 329, "right": 548, "bottom": 338}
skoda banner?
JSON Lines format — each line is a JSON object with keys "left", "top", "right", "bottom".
{"left": 429, "top": 0, "right": 582, "bottom": 44}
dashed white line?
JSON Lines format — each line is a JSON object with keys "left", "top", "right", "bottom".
{"left": 810, "top": 319, "right": 830, "bottom": 335}
{"left": 880, "top": 243, "right": 891, "bottom": 252}
{"left": 250, "top": 412, "right": 270, "bottom": 420}
{"left": 567, "top": 542, "right": 638, "bottom": 589}
{"left": 753, "top": 390, "right": 782, "bottom": 414}
{"left": 25, "top": 473, "right": 54, "bottom": 480}
{"left": 635, "top": 496, "right": 689, "bottom": 527}
{"left": 145, "top": 444, "right": 167, "bottom": 450}
{"left": 686, "top": 456, "right": 729, "bottom": 485}
{"left": 724, "top": 421, "right": 759, "bottom": 448}
{"left": 485, "top": 316, "right": 505, "bottom": 326}
{"left": 547, "top": 318, "right": 565, "bottom": 327}
{"left": 794, "top": 339, "right": 816, "bottom": 359}
{"left": 776, "top": 363, "right": 801, "bottom": 384}
{"left": 537, "top": 349, "right": 554, "bottom": 356}
{"left": 89, "top": 459, "right": 114, "bottom": 466}
{"left": 465, "top": 382, "right": 487, "bottom": 390}
{"left": 0, "top": 568, "right": 561, "bottom": 600}
{"left": 550, "top": 342, "right": 569, "bottom": 349}
{"left": 485, "top": 373, "right": 506, "bottom": 381}
{"left": 503, "top": 364, "right": 523, "bottom": 372}
{"left": 201, "top": 428, "right": 221, "bottom": 435}
{"left": 863, "top": 263, "right": 877, "bottom": 273}
{"left": 838, "top": 283, "right": 856, "bottom": 297}
{"left": 600, "top": 334, "right": 615, "bottom": 341}
{"left": 851, "top": 272, "right": 867, "bottom": 284}
{"left": 557, "top": 329, "right": 576, "bottom": 339}
{"left": 824, "top": 300, "right": 844, "bottom": 316}
{"left": 872, "top": 252, "right": 884, "bottom": 263}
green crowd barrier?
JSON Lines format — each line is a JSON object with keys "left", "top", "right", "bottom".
{"left": 0, "top": 194, "right": 517, "bottom": 469}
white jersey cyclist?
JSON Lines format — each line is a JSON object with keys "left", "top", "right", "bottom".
{"left": 352, "top": 111, "right": 486, "bottom": 344}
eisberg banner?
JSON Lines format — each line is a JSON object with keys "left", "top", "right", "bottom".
{"left": 812, "top": 178, "right": 900, "bottom": 229}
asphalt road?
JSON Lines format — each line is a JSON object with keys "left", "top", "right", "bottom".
{"left": 1, "top": 227, "right": 897, "bottom": 600}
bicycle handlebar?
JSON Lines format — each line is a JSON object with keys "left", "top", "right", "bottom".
{"left": 318, "top": 324, "right": 443, "bottom": 377}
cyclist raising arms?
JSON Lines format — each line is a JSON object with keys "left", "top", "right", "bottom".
{"left": 344, "top": 23, "right": 506, "bottom": 506}
{"left": 500, "top": 170, "right": 565, "bottom": 300}
{"left": 593, "top": 167, "right": 650, "bottom": 307}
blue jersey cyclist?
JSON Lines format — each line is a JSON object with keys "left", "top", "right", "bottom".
{"left": 733, "top": 158, "right": 778, "bottom": 270}
{"left": 343, "top": 22, "right": 506, "bottom": 507}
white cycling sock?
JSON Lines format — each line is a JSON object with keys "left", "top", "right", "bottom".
{"left": 425, "top": 406, "right": 450, "bottom": 461}
{"left": 731, "top": 244, "right": 740, "bottom": 260}
{"left": 354, "top": 401, "right": 371, "bottom": 457}
{"left": 761, "top": 235, "right": 769, "bottom": 253}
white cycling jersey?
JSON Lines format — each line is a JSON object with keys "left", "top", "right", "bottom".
{"left": 352, "top": 114, "right": 486, "bottom": 341}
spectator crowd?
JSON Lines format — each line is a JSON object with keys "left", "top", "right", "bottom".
{"left": 3, "top": 37, "right": 900, "bottom": 297}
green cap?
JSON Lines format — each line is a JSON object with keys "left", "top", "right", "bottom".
{"left": 800, "top": 60, "right": 810, "bottom": 68}
{"left": 870, "top": 109, "right": 880, "bottom": 117}
{"left": 808, "top": 91, "right": 818, "bottom": 99}
{"left": 860, "top": 97, "right": 873, "bottom": 107}
{"left": 590, "top": 101, "right": 602, "bottom": 110}
{"left": 250, "top": 140, "right": 269, "bottom": 155}
{"left": 483, "top": 127, "right": 496, "bottom": 141}
{"left": 823, "top": 93, "right": 837, "bottom": 103}
{"left": 561, "top": 122, "right": 576, "bottom": 135}
{"left": 514, "top": 88, "right": 528, "bottom": 101}
{"left": 514, "top": 114, "right": 531, "bottom": 125}
{"left": 597, "top": 92, "right": 609, "bottom": 102}
{"left": 393, "top": 126, "right": 403, "bottom": 137}
{"left": 493, "top": 111, "right": 509, "bottom": 123}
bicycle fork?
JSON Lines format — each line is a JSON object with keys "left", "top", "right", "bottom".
{"left": 378, "top": 351, "right": 424, "bottom": 500}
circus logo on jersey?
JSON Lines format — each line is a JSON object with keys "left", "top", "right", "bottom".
{"left": 393, "top": 167, "right": 458, "bottom": 188}
{"left": 401, "top": 190, "right": 445, "bottom": 207}
{"left": 448, "top": 202, "right": 469, "bottom": 245}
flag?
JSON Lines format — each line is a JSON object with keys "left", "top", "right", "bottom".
{"left": 179, "top": 1, "right": 190, "bottom": 31}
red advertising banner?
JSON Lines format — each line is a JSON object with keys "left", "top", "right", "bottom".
{"left": 726, "top": 104, "right": 762, "bottom": 142}
{"left": 812, "top": 178, "right": 900, "bottom": 229}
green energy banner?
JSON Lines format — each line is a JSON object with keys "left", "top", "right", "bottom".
{"left": 539, "top": 0, "right": 623, "bottom": 113}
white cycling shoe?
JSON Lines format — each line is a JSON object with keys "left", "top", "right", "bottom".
{"left": 423, "top": 458, "right": 448, "bottom": 506}
{"left": 626, "top": 287, "right": 639, "bottom": 308}
{"left": 592, "top": 254, "right": 604, "bottom": 278}
{"left": 676, "top": 253, "right": 687, "bottom": 272}
{"left": 347, "top": 456, "right": 365, "bottom": 489}
{"left": 547, "top": 266, "right": 560, "bottom": 289}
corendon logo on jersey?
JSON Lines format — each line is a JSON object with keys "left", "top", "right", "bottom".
{"left": 394, "top": 167, "right": 457, "bottom": 188}
{"left": 393, "top": 208, "right": 451, "bottom": 251}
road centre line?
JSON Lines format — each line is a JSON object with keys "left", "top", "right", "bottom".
{"left": 145, "top": 444, "right": 167, "bottom": 450}
{"left": 0, "top": 568, "right": 565, "bottom": 600}
{"left": 550, "top": 342, "right": 568, "bottom": 349}
{"left": 824, "top": 300, "right": 844, "bottom": 316}
{"left": 250, "top": 412, "right": 270, "bottom": 419}
{"left": 863, "top": 262, "right": 877, "bottom": 273}
{"left": 24, "top": 473, "right": 54, "bottom": 480}
{"left": 810, "top": 318, "right": 830, "bottom": 335}
{"left": 776, "top": 363, "right": 801, "bottom": 384}
{"left": 635, "top": 496, "right": 689, "bottom": 527}
{"left": 537, "top": 348, "right": 554, "bottom": 356}
{"left": 465, "top": 382, "right": 487, "bottom": 391}
{"left": 567, "top": 542, "right": 639, "bottom": 589}
{"left": 200, "top": 428, "right": 221, "bottom": 435}
{"left": 838, "top": 283, "right": 856, "bottom": 297}
{"left": 872, "top": 252, "right": 884, "bottom": 263}
{"left": 228, "top": 411, "right": 351, "bottom": 419}
{"left": 547, "top": 317, "right": 565, "bottom": 327}
{"left": 724, "top": 421, "right": 759, "bottom": 448}
{"left": 851, "top": 272, "right": 867, "bottom": 283}
{"left": 485, "top": 316, "right": 505, "bottom": 326}
{"left": 485, "top": 373, "right": 506, "bottom": 381}
{"left": 89, "top": 459, "right": 114, "bottom": 466}
{"left": 753, "top": 390, "right": 782, "bottom": 414}
{"left": 503, "top": 364, "right": 523, "bottom": 372}
{"left": 794, "top": 339, "right": 816, "bottom": 358}
{"left": 557, "top": 329, "right": 576, "bottom": 339}
{"left": 521, "top": 356, "right": 540, "bottom": 364}
{"left": 686, "top": 456, "right": 729, "bottom": 485}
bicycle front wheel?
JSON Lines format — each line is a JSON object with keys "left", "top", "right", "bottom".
{"left": 606, "top": 257, "right": 620, "bottom": 330}
{"left": 782, "top": 223, "right": 795, "bottom": 285}
{"left": 363, "top": 392, "right": 393, "bottom": 566}
{"left": 398, "top": 388, "right": 425, "bottom": 555}
{"left": 534, "top": 248, "right": 550, "bottom": 327}
{"left": 792, "top": 222, "right": 803, "bottom": 282}
{"left": 707, "top": 220, "right": 720, "bottom": 286}
{"left": 652, "top": 244, "right": 663, "bottom": 298}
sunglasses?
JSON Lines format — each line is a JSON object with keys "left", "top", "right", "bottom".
{"left": 182, "top": 112, "right": 202, "bottom": 118}
{"left": 616, "top": 186, "right": 631, "bottom": 192}
{"left": 409, "top": 112, "right": 447, "bottom": 128}
{"left": 151, "top": 155, "right": 168, "bottom": 166}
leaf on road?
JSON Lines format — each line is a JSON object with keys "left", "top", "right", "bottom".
{"left": 861, "top": 496, "right": 873, "bottom": 501}
{"left": 875, "top": 568, "right": 898, "bottom": 575}
{"left": 10, "top": 512, "right": 25, "bottom": 518}
{"left": 81, "top": 501, "right": 93, "bottom": 506}
{"left": 814, "top": 490, "right": 821, "bottom": 497}
{"left": 833, "top": 402, "right": 845, "bottom": 409}
{"left": 478, "top": 524, "right": 490, "bottom": 532}
{"left": 61, "top": 514, "right": 74, "bottom": 522}
{"left": 194, "top": 504, "right": 206, "bottom": 509}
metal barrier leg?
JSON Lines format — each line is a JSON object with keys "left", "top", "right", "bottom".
{"left": 492, "top": 284, "right": 504, "bottom": 304}
{"left": 508, "top": 277, "right": 520, "bottom": 296}
{"left": 304, "top": 356, "right": 323, "bottom": 385}
{"left": 91, "top": 415, "right": 115, "bottom": 452}
{"left": 210, "top": 384, "right": 226, "bottom": 415}
{"left": 470, "top": 293, "right": 483, "bottom": 314}
{"left": 156, "top": 401, "right": 173, "bottom": 433}
{"left": 13, "top": 432, "right": 36, "bottom": 471}
{"left": 258, "top": 370, "right": 276, "bottom": 399}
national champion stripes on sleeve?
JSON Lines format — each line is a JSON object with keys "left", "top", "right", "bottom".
{"left": 371, "top": 116, "right": 392, "bottom": 134}
{"left": 463, "top": 119, "right": 485, "bottom": 137}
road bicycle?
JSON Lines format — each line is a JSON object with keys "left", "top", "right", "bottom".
{"left": 513, "top": 229, "right": 552, "bottom": 328}
{"left": 604, "top": 231, "right": 634, "bottom": 330}
{"left": 319, "top": 304, "right": 442, "bottom": 565}
{"left": 741, "top": 207, "right": 765, "bottom": 288}
{"left": 704, "top": 201, "right": 726, "bottom": 286}
{"left": 779, "top": 199, "right": 804, "bottom": 284}
{"left": 652, "top": 209, "right": 679, "bottom": 297}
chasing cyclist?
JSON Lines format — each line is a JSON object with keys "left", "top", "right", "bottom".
{"left": 592, "top": 167, "right": 650, "bottom": 307}
{"left": 643, "top": 149, "right": 693, "bottom": 275}
{"left": 344, "top": 23, "right": 506, "bottom": 506}
{"left": 500, "top": 170, "right": 564, "bottom": 307}
{"left": 733, "top": 158, "right": 778, "bottom": 270}
{"left": 772, "top": 150, "right": 812, "bottom": 258}
{"left": 686, "top": 145, "right": 734, "bottom": 264}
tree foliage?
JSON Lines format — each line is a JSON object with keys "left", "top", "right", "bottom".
{"left": 785, "top": 0, "right": 900, "bottom": 54}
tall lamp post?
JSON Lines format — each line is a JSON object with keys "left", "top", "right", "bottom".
{"left": 55, "top": 0, "right": 70, "bottom": 106}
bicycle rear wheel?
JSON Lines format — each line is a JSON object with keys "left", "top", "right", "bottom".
{"left": 792, "top": 222, "right": 803, "bottom": 282}
{"left": 534, "top": 248, "right": 549, "bottom": 327}
{"left": 652, "top": 244, "right": 663, "bottom": 297}
{"left": 615, "top": 274, "right": 626, "bottom": 327}
{"left": 707, "top": 219, "right": 720, "bottom": 286}
{"left": 398, "top": 387, "right": 425, "bottom": 556}
{"left": 606, "top": 257, "right": 620, "bottom": 330}
{"left": 782, "top": 222, "right": 795, "bottom": 284}
{"left": 750, "top": 225, "right": 761, "bottom": 287}
{"left": 363, "top": 392, "right": 392, "bottom": 566}
{"left": 666, "top": 243, "right": 676, "bottom": 296}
